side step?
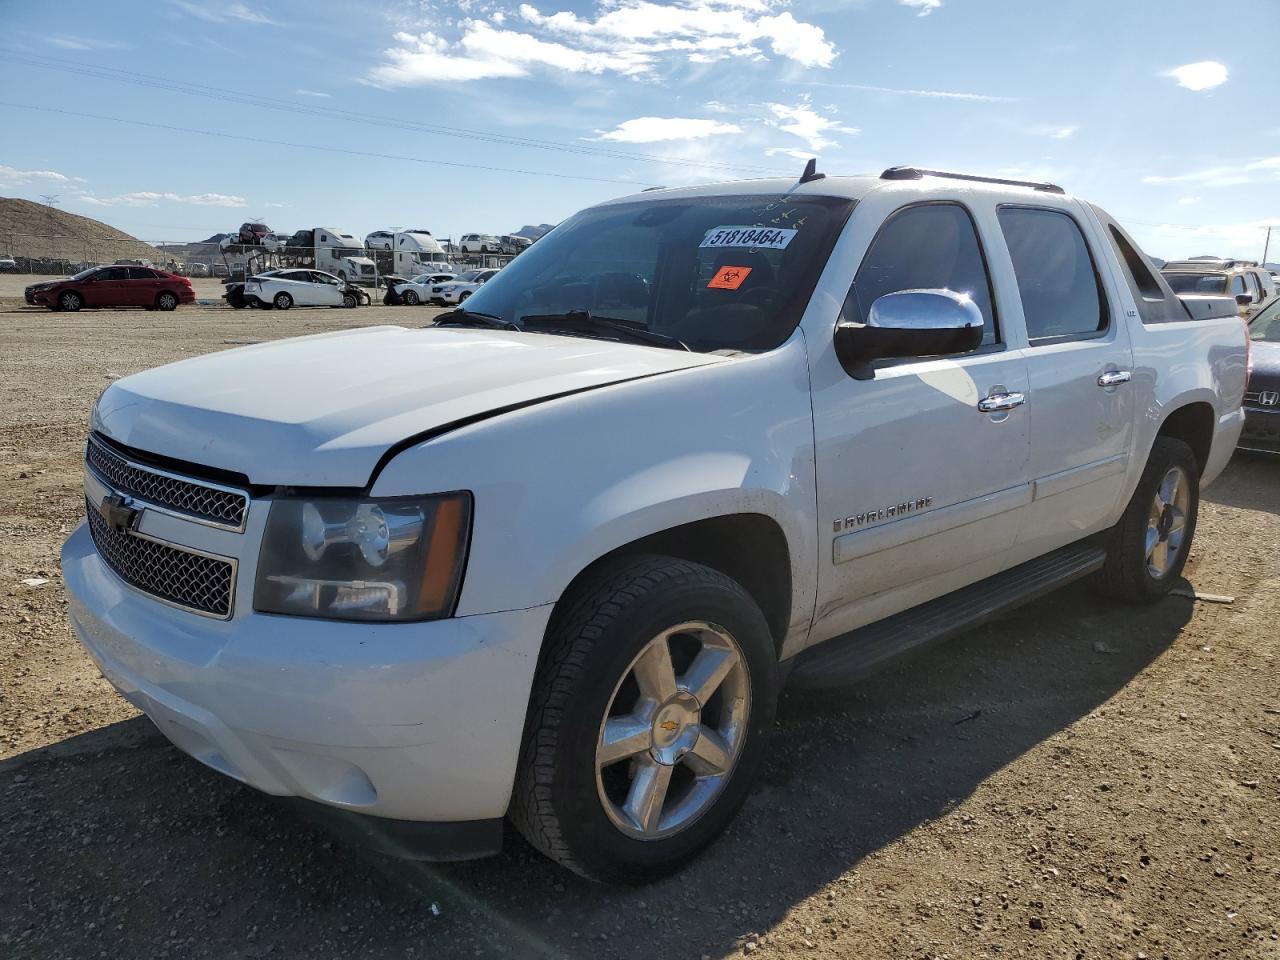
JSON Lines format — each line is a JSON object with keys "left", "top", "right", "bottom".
{"left": 787, "top": 542, "right": 1107, "bottom": 690}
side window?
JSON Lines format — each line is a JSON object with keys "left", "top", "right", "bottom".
{"left": 1102, "top": 221, "right": 1185, "bottom": 324}
{"left": 99, "top": 267, "right": 127, "bottom": 281}
{"left": 845, "top": 202, "right": 999, "bottom": 345}
{"left": 998, "top": 207, "right": 1107, "bottom": 343}
{"left": 1244, "top": 272, "right": 1261, "bottom": 301}
{"left": 127, "top": 267, "right": 154, "bottom": 280}
{"left": 1231, "top": 275, "right": 1247, "bottom": 297}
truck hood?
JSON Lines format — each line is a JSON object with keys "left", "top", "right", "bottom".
{"left": 93, "top": 325, "right": 721, "bottom": 487}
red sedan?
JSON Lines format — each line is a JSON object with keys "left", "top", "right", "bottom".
{"left": 25, "top": 266, "right": 196, "bottom": 312}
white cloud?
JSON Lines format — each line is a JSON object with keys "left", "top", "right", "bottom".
{"left": 1046, "top": 125, "right": 1078, "bottom": 139}
{"left": 900, "top": 0, "right": 942, "bottom": 15}
{"left": 79, "top": 191, "right": 248, "bottom": 207}
{"left": 367, "top": 0, "right": 836, "bottom": 85}
{"left": 764, "top": 98, "right": 857, "bottom": 150}
{"left": 596, "top": 117, "right": 743, "bottom": 142}
{"left": 295, "top": 89, "right": 330, "bottom": 98}
{"left": 1176, "top": 196, "right": 1200, "bottom": 206}
{"left": 263, "top": 201, "right": 288, "bottom": 208}
{"left": 765, "top": 147, "right": 816, "bottom": 161}
{"left": 0, "top": 164, "right": 83, "bottom": 186}
{"left": 1165, "top": 61, "right": 1228, "bottom": 92}
{"left": 48, "top": 34, "right": 126, "bottom": 50}
{"left": 171, "top": 1, "right": 278, "bottom": 25}
{"left": 801, "top": 80, "right": 1018, "bottom": 103}
{"left": 1143, "top": 156, "right": 1280, "bottom": 188}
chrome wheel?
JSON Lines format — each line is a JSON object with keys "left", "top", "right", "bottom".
{"left": 1146, "top": 464, "right": 1190, "bottom": 578}
{"left": 595, "top": 621, "right": 750, "bottom": 840}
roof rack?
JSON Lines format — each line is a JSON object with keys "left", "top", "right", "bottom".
{"left": 880, "top": 166, "right": 1065, "bottom": 195}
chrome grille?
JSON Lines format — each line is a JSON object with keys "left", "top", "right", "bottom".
{"left": 86, "top": 436, "right": 248, "bottom": 531}
{"left": 86, "top": 499, "right": 235, "bottom": 618}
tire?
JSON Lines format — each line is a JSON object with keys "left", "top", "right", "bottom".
{"left": 273, "top": 292, "right": 293, "bottom": 311}
{"left": 58, "top": 291, "right": 82, "bottom": 312}
{"left": 342, "top": 292, "right": 358, "bottom": 309}
{"left": 510, "top": 555, "right": 778, "bottom": 884}
{"left": 402, "top": 290, "right": 419, "bottom": 306}
{"left": 1097, "top": 436, "right": 1200, "bottom": 604}
{"left": 156, "top": 292, "right": 178, "bottom": 312}
{"left": 458, "top": 290, "right": 471, "bottom": 303}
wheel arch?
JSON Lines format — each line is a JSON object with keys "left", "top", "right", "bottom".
{"left": 1153, "top": 400, "right": 1215, "bottom": 475}
{"left": 549, "top": 512, "right": 794, "bottom": 659}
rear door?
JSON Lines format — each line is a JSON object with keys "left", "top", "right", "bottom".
{"left": 122, "top": 267, "right": 160, "bottom": 307}
{"left": 997, "top": 203, "right": 1135, "bottom": 556}
{"left": 809, "top": 192, "right": 1032, "bottom": 642}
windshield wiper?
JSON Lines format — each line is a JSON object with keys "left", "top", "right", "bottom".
{"left": 519, "top": 310, "right": 690, "bottom": 352}
{"left": 433, "top": 308, "right": 519, "bottom": 331}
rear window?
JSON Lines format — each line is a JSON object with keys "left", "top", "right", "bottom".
{"left": 1164, "top": 273, "right": 1227, "bottom": 295}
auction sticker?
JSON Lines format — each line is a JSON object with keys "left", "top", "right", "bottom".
{"left": 707, "top": 266, "right": 753, "bottom": 290}
{"left": 700, "top": 226, "right": 797, "bottom": 250}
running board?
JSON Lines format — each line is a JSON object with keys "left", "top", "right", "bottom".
{"left": 787, "top": 542, "right": 1107, "bottom": 690}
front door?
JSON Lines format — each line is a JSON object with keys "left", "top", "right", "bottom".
{"left": 996, "top": 203, "right": 1136, "bottom": 555}
{"left": 808, "top": 196, "right": 1031, "bottom": 646}
{"left": 86, "top": 266, "right": 129, "bottom": 306}
{"left": 308, "top": 271, "right": 344, "bottom": 305}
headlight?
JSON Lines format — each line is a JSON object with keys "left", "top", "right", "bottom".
{"left": 254, "top": 493, "right": 471, "bottom": 622}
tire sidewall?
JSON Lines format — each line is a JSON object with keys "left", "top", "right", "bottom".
{"left": 274, "top": 292, "right": 292, "bottom": 310}
{"left": 60, "top": 291, "right": 81, "bottom": 311}
{"left": 158, "top": 293, "right": 177, "bottom": 311}
{"left": 1124, "top": 439, "right": 1200, "bottom": 600}
{"left": 403, "top": 290, "right": 418, "bottom": 305}
{"left": 544, "top": 569, "right": 777, "bottom": 882}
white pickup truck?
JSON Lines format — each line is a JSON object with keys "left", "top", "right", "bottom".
{"left": 63, "top": 165, "right": 1247, "bottom": 883}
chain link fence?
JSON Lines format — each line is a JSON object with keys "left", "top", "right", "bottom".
{"left": 1, "top": 232, "right": 518, "bottom": 285}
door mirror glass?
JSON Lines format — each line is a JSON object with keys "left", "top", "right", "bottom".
{"left": 1236, "top": 293, "right": 1253, "bottom": 306}
{"left": 834, "top": 289, "right": 985, "bottom": 371}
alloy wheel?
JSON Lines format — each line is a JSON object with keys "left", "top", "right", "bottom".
{"left": 595, "top": 621, "right": 750, "bottom": 840}
{"left": 1146, "top": 464, "right": 1190, "bottom": 578}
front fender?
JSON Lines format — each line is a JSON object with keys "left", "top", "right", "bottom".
{"left": 371, "top": 333, "right": 818, "bottom": 641}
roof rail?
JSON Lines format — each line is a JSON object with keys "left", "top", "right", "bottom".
{"left": 880, "top": 166, "right": 1066, "bottom": 195}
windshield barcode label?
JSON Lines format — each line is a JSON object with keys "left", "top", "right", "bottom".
{"left": 700, "top": 226, "right": 797, "bottom": 250}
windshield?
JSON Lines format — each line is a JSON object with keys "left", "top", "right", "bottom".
{"left": 461, "top": 193, "right": 854, "bottom": 353}
{"left": 1164, "top": 272, "right": 1227, "bottom": 295}
{"left": 70, "top": 267, "right": 99, "bottom": 280}
{"left": 1249, "top": 300, "right": 1280, "bottom": 342}
{"left": 454, "top": 269, "right": 484, "bottom": 282}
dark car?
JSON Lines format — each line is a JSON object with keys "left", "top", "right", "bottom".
{"left": 1241, "top": 299, "right": 1280, "bottom": 454}
{"left": 24, "top": 265, "right": 195, "bottom": 312}
{"left": 237, "top": 222, "right": 271, "bottom": 245}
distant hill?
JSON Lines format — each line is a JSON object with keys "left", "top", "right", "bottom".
{"left": 514, "top": 224, "right": 554, "bottom": 241}
{"left": 0, "top": 198, "right": 164, "bottom": 263}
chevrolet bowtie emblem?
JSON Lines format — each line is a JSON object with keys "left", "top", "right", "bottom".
{"left": 98, "top": 493, "right": 140, "bottom": 533}
{"left": 658, "top": 720, "right": 679, "bottom": 732}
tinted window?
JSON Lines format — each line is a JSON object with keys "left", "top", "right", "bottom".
{"left": 844, "top": 203, "right": 998, "bottom": 344}
{"left": 1104, "top": 223, "right": 1184, "bottom": 324}
{"left": 1164, "top": 273, "right": 1227, "bottom": 295}
{"left": 1244, "top": 272, "right": 1261, "bottom": 300}
{"left": 97, "top": 267, "right": 128, "bottom": 281}
{"left": 1231, "top": 275, "right": 1247, "bottom": 296}
{"left": 127, "top": 267, "right": 155, "bottom": 280}
{"left": 998, "top": 207, "right": 1106, "bottom": 342}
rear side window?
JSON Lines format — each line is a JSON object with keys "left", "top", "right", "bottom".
{"left": 845, "top": 202, "right": 999, "bottom": 345}
{"left": 1231, "top": 275, "right": 1247, "bottom": 297}
{"left": 998, "top": 207, "right": 1107, "bottom": 343}
{"left": 1244, "top": 272, "right": 1261, "bottom": 300}
{"left": 1104, "top": 224, "right": 1184, "bottom": 324}
{"left": 127, "top": 267, "right": 155, "bottom": 280}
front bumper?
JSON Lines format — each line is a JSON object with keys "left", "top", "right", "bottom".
{"left": 1239, "top": 405, "right": 1280, "bottom": 454}
{"left": 62, "top": 521, "right": 552, "bottom": 833}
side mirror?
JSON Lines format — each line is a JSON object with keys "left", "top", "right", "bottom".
{"left": 834, "top": 289, "right": 984, "bottom": 375}
{"left": 1235, "top": 294, "right": 1252, "bottom": 307}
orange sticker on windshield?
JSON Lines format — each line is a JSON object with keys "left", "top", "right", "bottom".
{"left": 707, "top": 265, "right": 752, "bottom": 290}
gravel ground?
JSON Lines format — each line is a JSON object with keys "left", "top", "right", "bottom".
{"left": 1, "top": 302, "right": 1277, "bottom": 960}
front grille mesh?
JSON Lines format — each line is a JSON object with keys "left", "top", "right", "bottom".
{"left": 87, "top": 438, "right": 247, "bottom": 529}
{"left": 86, "top": 499, "right": 234, "bottom": 618}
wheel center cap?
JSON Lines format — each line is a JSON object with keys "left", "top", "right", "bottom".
{"left": 1158, "top": 503, "right": 1174, "bottom": 540}
{"left": 651, "top": 692, "right": 700, "bottom": 765}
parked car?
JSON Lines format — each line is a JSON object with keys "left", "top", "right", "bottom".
{"left": 185, "top": 262, "right": 210, "bottom": 278}
{"left": 0, "top": 255, "right": 16, "bottom": 272}
{"left": 430, "top": 268, "right": 497, "bottom": 304}
{"left": 25, "top": 265, "right": 194, "bottom": 312}
{"left": 500, "top": 234, "right": 533, "bottom": 255}
{"left": 459, "top": 233, "right": 502, "bottom": 254}
{"left": 211, "top": 262, "right": 229, "bottom": 278}
{"left": 1162, "top": 260, "right": 1276, "bottom": 318}
{"left": 393, "top": 272, "right": 458, "bottom": 305}
{"left": 63, "top": 165, "right": 1247, "bottom": 883}
{"left": 1240, "top": 298, "right": 1280, "bottom": 454}
{"left": 365, "top": 230, "right": 395, "bottom": 251}
{"left": 242, "top": 268, "right": 361, "bottom": 310}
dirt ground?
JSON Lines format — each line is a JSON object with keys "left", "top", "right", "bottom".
{"left": 0, "top": 299, "right": 1277, "bottom": 960}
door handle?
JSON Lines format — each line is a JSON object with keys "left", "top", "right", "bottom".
{"left": 977, "top": 391, "right": 1026, "bottom": 413}
{"left": 1097, "top": 370, "right": 1132, "bottom": 387}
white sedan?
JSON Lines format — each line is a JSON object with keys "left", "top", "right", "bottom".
{"left": 245, "top": 269, "right": 360, "bottom": 310}
{"left": 431, "top": 268, "right": 499, "bottom": 305}
{"left": 394, "top": 272, "right": 457, "bottom": 305}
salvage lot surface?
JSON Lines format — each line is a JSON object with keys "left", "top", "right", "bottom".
{"left": 1, "top": 303, "right": 1278, "bottom": 960}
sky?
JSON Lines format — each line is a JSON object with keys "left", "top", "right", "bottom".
{"left": 0, "top": 0, "right": 1277, "bottom": 260}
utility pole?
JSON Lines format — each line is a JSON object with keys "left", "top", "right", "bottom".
{"left": 1263, "top": 226, "right": 1273, "bottom": 267}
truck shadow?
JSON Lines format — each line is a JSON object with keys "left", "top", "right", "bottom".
{"left": 0, "top": 581, "right": 1192, "bottom": 960}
